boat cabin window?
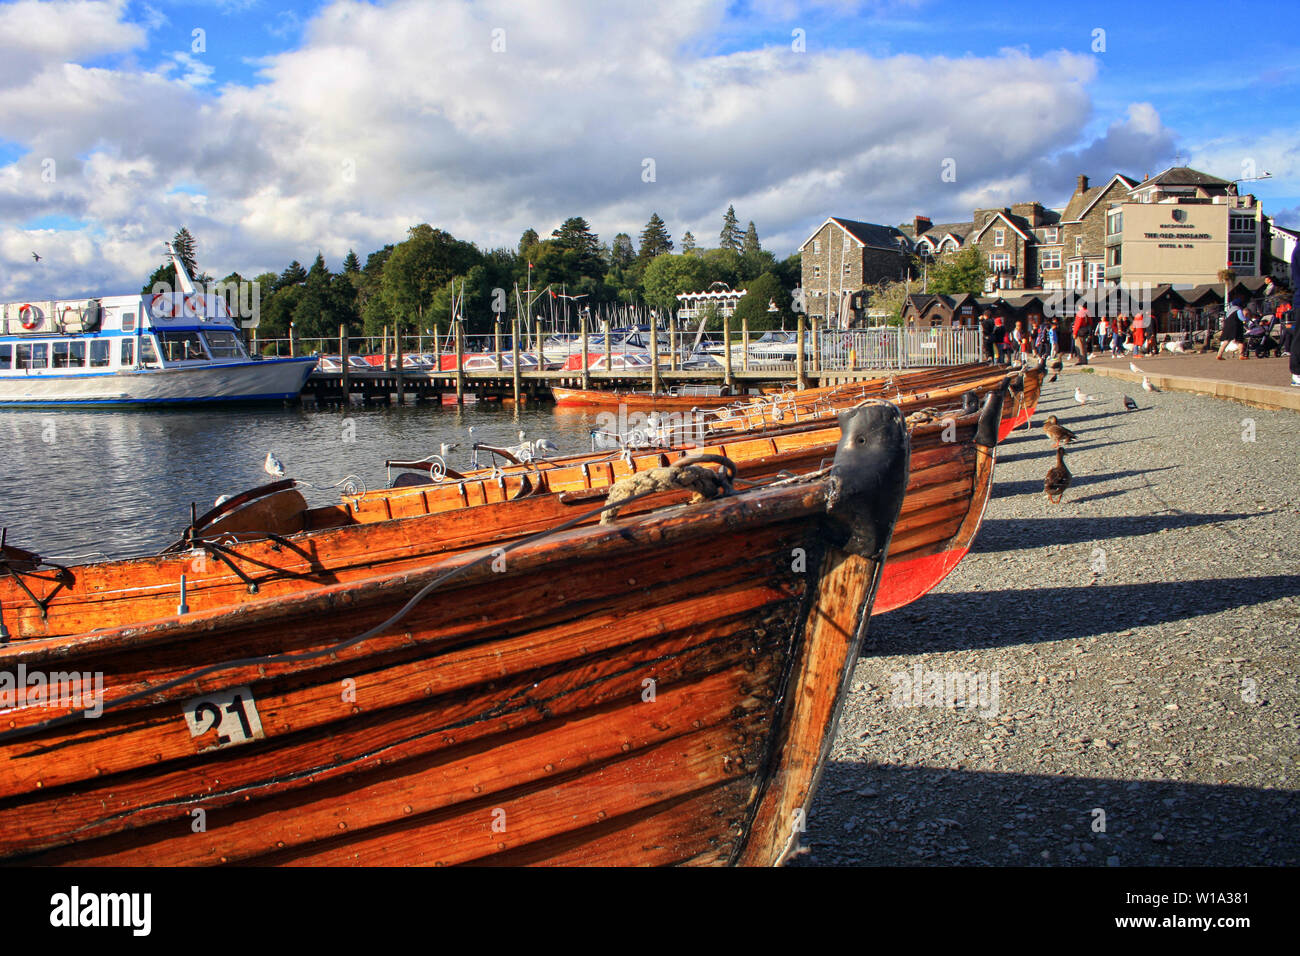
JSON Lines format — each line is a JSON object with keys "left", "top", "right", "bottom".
{"left": 0, "top": 344, "right": 10, "bottom": 370}
{"left": 140, "top": 337, "right": 161, "bottom": 368}
{"left": 121, "top": 312, "right": 135, "bottom": 332}
{"left": 89, "top": 340, "right": 110, "bottom": 368}
{"left": 16, "top": 343, "right": 48, "bottom": 370}
{"left": 202, "top": 330, "right": 246, "bottom": 359}
{"left": 120, "top": 339, "right": 135, "bottom": 367}
{"left": 52, "top": 341, "right": 87, "bottom": 369}
{"left": 157, "top": 331, "right": 207, "bottom": 362}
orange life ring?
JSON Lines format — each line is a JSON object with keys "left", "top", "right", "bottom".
{"left": 19, "top": 304, "right": 39, "bottom": 330}
{"left": 151, "top": 293, "right": 176, "bottom": 317}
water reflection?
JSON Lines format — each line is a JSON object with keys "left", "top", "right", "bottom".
{"left": 1, "top": 402, "right": 600, "bottom": 559}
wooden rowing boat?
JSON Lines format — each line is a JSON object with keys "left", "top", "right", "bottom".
{"left": 0, "top": 387, "right": 1001, "bottom": 641}
{"left": 0, "top": 402, "right": 909, "bottom": 866}
{"left": 550, "top": 385, "right": 733, "bottom": 409}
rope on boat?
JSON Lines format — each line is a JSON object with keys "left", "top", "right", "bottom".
{"left": 0, "top": 455, "right": 741, "bottom": 744}
{"left": 599, "top": 454, "right": 736, "bottom": 525}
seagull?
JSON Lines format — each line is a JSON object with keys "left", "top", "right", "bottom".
{"left": 264, "top": 452, "right": 285, "bottom": 477}
{"left": 1123, "top": 395, "right": 1138, "bottom": 411}
{"left": 1142, "top": 376, "right": 1158, "bottom": 393}
{"left": 1044, "top": 448, "right": 1071, "bottom": 504}
{"left": 1130, "top": 362, "right": 1144, "bottom": 374}
{"left": 1074, "top": 387, "right": 1090, "bottom": 405}
{"left": 31, "top": 252, "right": 41, "bottom": 262}
{"left": 439, "top": 441, "right": 458, "bottom": 458}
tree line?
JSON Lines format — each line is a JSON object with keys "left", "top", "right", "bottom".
{"left": 146, "top": 207, "right": 803, "bottom": 343}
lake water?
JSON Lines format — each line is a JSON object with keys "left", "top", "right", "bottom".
{"left": 1, "top": 401, "right": 606, "bottom": 561}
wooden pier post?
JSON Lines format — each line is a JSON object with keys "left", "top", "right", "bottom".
{"left": 669, "top": 317, "right": 678, "bottom": 371}
{"left": 339, "top": 323, "right": 349, "bottom": 405}
{"left": 511, "top": 317, "right": 521, "bottom": 404}
{"left": 381, "top": 325, "right": 389, "bottom": 370}
{"left": 581, "top": 313, "right": 591, "bottom": 390}
{"left": 455, "top": 322, "right": 464, "bottom": 406}
{"left": 796, "top": 316, "right": 807, "bottom": 390}
{"left": 650, "top": 324, "right": 660, "bottom": 395}
{"left": 395, "top": 322, "right": 405, "bottom": 405}
{"left": 602, "top": 319, "right": 611, "bottom": 376}
{"left": 722, "top": 311, "right": 734, "bottom": 393}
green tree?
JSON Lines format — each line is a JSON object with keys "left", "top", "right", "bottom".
{"left": 141, "top": 226, "right": 210, "bottom": 292}
{"left": 342, "top": 249, "right": 361, "bottom": 274}
{"left": 742, "top": 221, "right": 761, "bottom": 256}
{"left": 638, "top": 213, "right": 673, "bottom": 261}
{"left": 550, "top": 217, "right": 604, "bottom": 281}
{"left": 927, "top": 247, "right": 987, "bottom": 295}
{"left": 518, "top": 228, "right": 539, "bottom": 257}
{"left": 719, "top": 205, "right": 741, "bottom": 252}
{"left": 641, "top": 253, "right": 707, "bottom": 315}
{"left": 381, "top": 224, "right": 482, "bottom": 334}
{"left": 732, "top": 271, "right": 792, "bottom": 331}
{"left": 682, "top": 231, "right": 697, "bottom": 254}
{"left": 290, "top": 253, "right": 339, "bottom": 339}
{"left": 863, "top": 279, "right": 909, "bottom": 327}
{"left": 700, "top": 247, "right": 741, "bottom": 288}
{"left": 610, "top": 233, "right": 635, "bottom": 269}
{"left": 275, "top": 260, "right": 307, "bottom": 291}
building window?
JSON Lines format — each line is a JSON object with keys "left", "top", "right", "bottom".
{"left": 812, "top": 240, "right": 821, "bottom": 254}
{"left": 813, "top": 265, "right": 821, "bottom": 279}
{"left": 1229, "top": 248, "right": 1255, "bottom": 266}
{"left": 1229, "top": 214, "right": 1255, "bottom": 233}
{"left": 1087, "top": 262, "right": 1103, "bottom": 287}
{"left": 1044, "top": 227, "right": 1059, "bottom": 244}
{"left": 1040, "top": 249, "right": 1061, "bottom": 270}
{"left": 1066, "top": 262, "right": 1082, "bottom": 288}
{"left": 1107, "top": 210, "right": 1123, "bottom": 235}
{"left": 1075, "top": 237, "right": 1083, "bottom": 255}
{"left": 843, "top": 262, "right": 851, "bottom": 277}
{"left": 994, "top": 228, "right": 1005, "bottom": 247}
{"left": 988, "top": 253, "right": 1011, "bottom": 271}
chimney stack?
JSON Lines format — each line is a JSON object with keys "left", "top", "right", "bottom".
{"left": 1076, "top": 174, "right": 1089, "bottom": 192}
{"left": 913, "top": 215, "right": 932, "bottom": 235}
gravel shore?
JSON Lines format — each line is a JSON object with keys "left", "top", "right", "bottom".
{"left": 794, "top": 371, "right": 1300, "bottom": 866}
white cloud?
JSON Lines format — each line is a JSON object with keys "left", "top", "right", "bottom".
{"left": 0, "top": 0, "right": 1195, "bottom": 300}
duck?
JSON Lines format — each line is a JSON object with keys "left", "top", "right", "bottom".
{"left": 1044, "top": 447, "right": 1071, "bottom": 504}
{"left": 1042, "top": 415, "right": 1078, "bottom": 447}
{"left": 1123, "top": 395, "right": 1138, "bottom": 411}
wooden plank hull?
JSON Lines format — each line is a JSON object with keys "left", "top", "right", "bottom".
{"left": 0, "top": 403, "right": 911, "bottom": 867}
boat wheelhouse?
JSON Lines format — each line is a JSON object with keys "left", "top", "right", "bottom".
{"left": 0, "top": 243, "right": 316, "bottom": 406}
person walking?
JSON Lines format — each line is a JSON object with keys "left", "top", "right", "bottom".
{"left": 1113, "top": 312, "right": 1128, "bottom": 356}
{"left": 992, "top": 316, "right": 1007, "bottom": 364}
{"left": 1218, "top": 300, "right": 1246, "bottom": 360}
{"left": 1096, "top": 315, "right": 1112, "bottom": 354}
{"left": 1071, "top": 303, "right": 1091, "bottom": 365}
{"left": 980, "top": 310, "right": 996, "bottom": 363}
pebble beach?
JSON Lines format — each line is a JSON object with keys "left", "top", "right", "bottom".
{"left": 797, "top": 370, "right": 1300, "bottom": 866}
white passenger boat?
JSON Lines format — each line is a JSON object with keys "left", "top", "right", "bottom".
{"left": 0, "top": 244, "right": 316, "bottom": 406}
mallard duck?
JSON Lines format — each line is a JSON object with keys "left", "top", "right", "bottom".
{"left": 1042, "top": 415, "right": 1077, "bottom": 447}
{"left": 1044, "top": 447, "right": 1071, "bottom": 504}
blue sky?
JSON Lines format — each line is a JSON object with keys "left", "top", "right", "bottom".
{"left": 1, "top": 0, "right": 1297, "bottom": 297}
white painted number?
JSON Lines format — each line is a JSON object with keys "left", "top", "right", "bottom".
{"left": 183, "top": 685, "right": 265, "bottom": 751}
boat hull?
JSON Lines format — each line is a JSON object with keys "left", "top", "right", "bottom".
{"left": 551, "top": 385, "right": 731, "bottom": 409}
{"left": 0, "top": 404, "right": 910, "bottom": 866}
{"left": 0, "top": 357, "right": 317, "bottom": 406}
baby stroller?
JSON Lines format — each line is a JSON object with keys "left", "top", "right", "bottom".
{"left": 1245, "top": 319, "right": 1280, "bottom": 358}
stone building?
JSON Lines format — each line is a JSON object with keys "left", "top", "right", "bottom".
{"left": 798, "top": 217, "right": 913, "bottom": 325}
{"left": 1056, "top": 173, "right": 1138, "bottom": 290}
